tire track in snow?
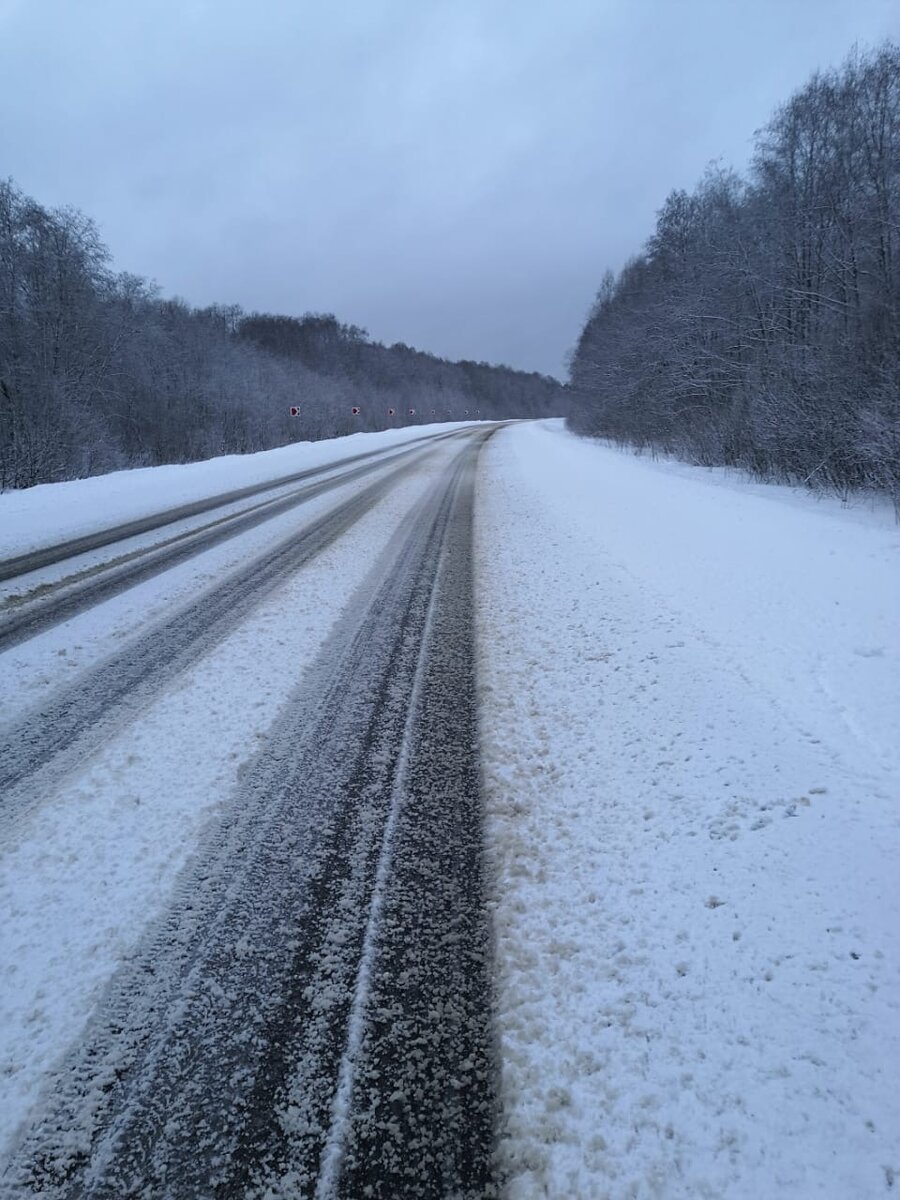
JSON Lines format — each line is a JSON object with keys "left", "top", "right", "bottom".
{"left": 0, "top": 432, "right": 468, "bottom": 653}
{"left": 1, "top": 429, "right": 497, "bottom": 1199}
{"left": 0, "top": 428, "right": 461, "bottom": 584}
{"left": 0, "top": 443, "right": 436, "bottom": 832}
{"left": 316, "top": 426, "right": 496, "bottom": 1200}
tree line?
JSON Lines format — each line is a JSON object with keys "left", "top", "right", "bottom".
{"left": 569, "top": 43, "right": 899, "bottom": 506}
{"left": 0, "top": 179, "right": 564, "bottom": 489}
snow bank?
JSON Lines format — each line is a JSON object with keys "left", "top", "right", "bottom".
{"left": 475, "top": 420, "right": 899, "bottom": 1198}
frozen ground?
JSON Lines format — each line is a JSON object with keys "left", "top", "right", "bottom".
{"left": 475, "top": 420, "right": 899, "bottom": 1198}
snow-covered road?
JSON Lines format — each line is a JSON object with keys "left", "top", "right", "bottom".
{"left": 1, "top": 425, "right": 496, "bottom": 1198}
{"left": 1, "top": 418, "right": 897, "bottom": 1198}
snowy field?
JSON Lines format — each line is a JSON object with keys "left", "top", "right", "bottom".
{"left": 475, "top": 420, "right": 899, "bottom": 1198}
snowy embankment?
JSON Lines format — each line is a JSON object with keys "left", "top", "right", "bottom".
{"left": 476, "top": 421, "right": 899, "bottom": 1199}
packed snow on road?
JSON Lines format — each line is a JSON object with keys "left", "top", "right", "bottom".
{"left": 0, "top": 418, "right": 897, "bottom": 1197}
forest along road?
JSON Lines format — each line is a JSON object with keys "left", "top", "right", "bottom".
{"left": 1, "top": 426, "right": 498, "bottom": 1199}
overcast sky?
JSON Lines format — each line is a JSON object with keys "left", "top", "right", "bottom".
{"left": 1, "top": 0, "right": 897, "bottom": 377}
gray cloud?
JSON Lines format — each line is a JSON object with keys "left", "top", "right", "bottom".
{"left": 2, "top": 0, "right": 897, "bottom": 376}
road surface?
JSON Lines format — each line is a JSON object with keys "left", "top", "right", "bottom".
{"left": 0, "top": 427, "right": 499, "bottom": 1198}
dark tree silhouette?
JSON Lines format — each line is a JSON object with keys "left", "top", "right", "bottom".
{"left": 0, "top": 181, "right": 566, "bottom": 489}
